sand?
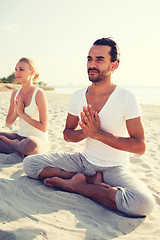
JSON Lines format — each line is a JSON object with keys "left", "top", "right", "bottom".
{"left": 0, "top": 83, "right": 21, "bottom": 92}
{"left": 0, "top": 90, "right": 160, "bottom": 240}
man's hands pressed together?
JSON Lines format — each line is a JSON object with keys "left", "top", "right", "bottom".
{"left": 79, "top": 105, "right": 101, "bottom": 139}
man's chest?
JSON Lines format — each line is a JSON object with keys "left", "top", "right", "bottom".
{"left": 86, "top": 94, "right": 110, "bottom": 113}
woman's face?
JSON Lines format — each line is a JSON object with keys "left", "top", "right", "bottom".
{"left": 15, "top": 61, "right": 34, "bottom": 83}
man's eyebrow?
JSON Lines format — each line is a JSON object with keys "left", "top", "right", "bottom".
{"left": 96, "top": 56, "right": 104, "bottom": 59}
{"left": 87, "top": 56, "right": 104, "bottom": 59}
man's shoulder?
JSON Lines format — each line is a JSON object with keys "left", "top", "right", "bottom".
{"left": 116, "top": 85, "right": 135, "bottom": 97}
{"left": 116, "top": 86, "right": 140, "bottom": 109}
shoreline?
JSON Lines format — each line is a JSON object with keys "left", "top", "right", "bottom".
{"left": 0, "top": 85, "right": 159, "bottom": 108}
{"left": 1, "top": 83, "right": 160, "bottom": 107}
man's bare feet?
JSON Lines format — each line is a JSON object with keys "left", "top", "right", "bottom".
{"left": 44, "top": 172, "right": 111, "bottom": 191}
{"left": 0, "top": 136, "right": 19, "bottom": 146}
{"left": 44, "top": 173, "right": 118, "bottom": 210}
{"left": 44, "top": 173, "right": 86, "bottom": 192}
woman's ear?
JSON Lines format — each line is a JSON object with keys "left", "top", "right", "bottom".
{"left": 31, "top": 69, "right": 35, "bottom": 77}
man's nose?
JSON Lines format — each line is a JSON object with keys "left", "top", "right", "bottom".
{"left": 89, "top": 60, "right": 97, "bottom": 68}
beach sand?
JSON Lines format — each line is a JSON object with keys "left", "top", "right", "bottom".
{"left": 0, "top": 83, "right": 21, "bottom": 92}
{"left": 0, "top": 89, "right": 159, "bottom": 240}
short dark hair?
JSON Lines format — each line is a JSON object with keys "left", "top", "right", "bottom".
{"left": 93, "top": 38, "right": 120, "bottom": 67}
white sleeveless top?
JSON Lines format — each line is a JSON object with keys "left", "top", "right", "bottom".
{"left": 15, "top": 87, "right": 49, "bottom": 144}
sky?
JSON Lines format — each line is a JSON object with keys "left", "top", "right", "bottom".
{"left": 0, "top": 0, "right": 160, "bottom": 88}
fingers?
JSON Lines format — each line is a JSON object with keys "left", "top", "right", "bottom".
{"left": 81, "top": 105, "right": 99, "bottom": 125}
{"left": 83, "top": 105, "right": 94, "bottom": 121}
{"left": 81, "top": 105, "right": 94, "bottom": 124}
{"left": 14, "top": 95, "right": 24, "bottom": 115}
{"left": 78, "top": 120, "right": 88, "bottom": 138}
{"left": 16, "top": 95, "right": 23, "bottom": 104}
{"left": 79, "top": 105, "right": 100, "bottom": 139}
{"left": 94, "top": 111, "right": 100, "bottom": 123}
{"left": 80, "top": 112, "right": 86, "bottom": 124}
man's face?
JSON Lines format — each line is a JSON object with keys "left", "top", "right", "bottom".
{"left": 87, "top": 45, "right": 114, "bottom": 83}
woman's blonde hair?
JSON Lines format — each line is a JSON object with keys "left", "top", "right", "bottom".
{"left": 19, "top": 57, "right": 39, "bottom": 81}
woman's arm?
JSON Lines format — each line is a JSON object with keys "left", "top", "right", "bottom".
{"left": 6, "top": 90, "right": 18, "bottom": 126}
{"left": 16, "top": 89, "right": 49, "bottom": 132}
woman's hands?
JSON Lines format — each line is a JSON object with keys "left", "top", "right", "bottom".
{"left": 14, "top": 95, "right": 25, "bottom": 116}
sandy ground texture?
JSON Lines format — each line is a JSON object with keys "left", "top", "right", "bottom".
{"left": 0, "top": 90, "right": 160, "bottom": 240}
{"left": 0, "top": 83, "right": 21, "bottom": 92}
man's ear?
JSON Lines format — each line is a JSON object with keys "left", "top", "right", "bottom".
{"left": 111, "top": 61, "right": 118, "bottom": 72}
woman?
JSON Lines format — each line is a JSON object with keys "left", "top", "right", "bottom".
{"left": 0, "top": 57, "right": 49, "bottom": 157}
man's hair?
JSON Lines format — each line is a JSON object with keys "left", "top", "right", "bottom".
{"left": 93, "top": 38, "right": 120, "bottom": 67}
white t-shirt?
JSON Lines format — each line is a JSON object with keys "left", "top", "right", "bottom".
{"left": 68, "top": 85, "right": 141, "bottom": 167}
{"left": 15, "top": 87, "right": 49, "bottom": 144}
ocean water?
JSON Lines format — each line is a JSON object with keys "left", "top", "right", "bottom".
{"left": 51, "top": 85, "right": 160, "bottom": 106}
{"left": 124, "top": 86, "right": 160, "bottom": 106}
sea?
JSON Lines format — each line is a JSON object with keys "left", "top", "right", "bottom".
{"left": 48, "top": 85, "right": 160, "bottom": 106}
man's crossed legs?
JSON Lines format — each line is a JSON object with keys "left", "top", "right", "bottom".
{"left": 23, "top": 152, "right": 155, "bottom": 216}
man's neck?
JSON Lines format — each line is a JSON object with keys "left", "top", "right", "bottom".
{"left": 88, "top": 81, "right": 116, "bottom": 96}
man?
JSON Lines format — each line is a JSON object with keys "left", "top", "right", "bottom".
{"left": 23, "top": 38, "right": 155, "bottom": 216}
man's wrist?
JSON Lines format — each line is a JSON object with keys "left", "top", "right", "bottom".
{"left": 94, "top": 129, "right": 103, "bottom": 140}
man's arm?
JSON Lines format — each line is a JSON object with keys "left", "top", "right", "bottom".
{"left": 95, "top": 117, "right": 145, "bottom": 155}
{"left": 63, "top": 113, "right": 86, "bottom": 142}
{"left": 79, "top": 105, "right": 146, "bottom": 155}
